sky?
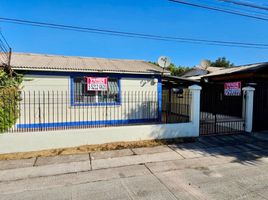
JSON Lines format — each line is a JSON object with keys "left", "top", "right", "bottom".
{"left": 0, "top": 0, "right": 268, "bottom": 67}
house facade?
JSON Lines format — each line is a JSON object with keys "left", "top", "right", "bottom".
{"left": 10, "top": 53, "right": 168, "bottom": 129}
{"left": 200, "top": 62, "right": 268, "bottom": 132}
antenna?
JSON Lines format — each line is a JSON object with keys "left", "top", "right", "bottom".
{"left": 158, "top": 56, "right": 171, "bottom": 75}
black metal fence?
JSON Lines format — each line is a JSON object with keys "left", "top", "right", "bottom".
{"left": 162, "top": 90, "right": 191, "bottom": 123}
{"left": 200, "top": 114, "right": 245, "bottom": 136}
{"left": 253, "top": 82, "right": 268, "bottom": 131}
{"left": 200, "top": 84, "right": 245, "bottom": 135}
{"left": 1, "top": 90, "right": 192, "bottom": 133}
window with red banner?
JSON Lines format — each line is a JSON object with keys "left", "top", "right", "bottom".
{"left": 73, "top": 77, "right": 119, "bottom": 104}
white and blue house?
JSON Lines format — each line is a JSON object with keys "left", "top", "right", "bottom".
{"left": 10, "top": 52, "right": 168, "bottom": 129}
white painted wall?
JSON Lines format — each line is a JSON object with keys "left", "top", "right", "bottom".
{"left": 0, "top": 122, "right": 198, "bottom": 154}
{"left": 23, "top": 75, "right": 70, "bottom": 91}
{"left": 0, "top": 85, "right": 201, "bottom": 154}
{"left": 22, "top": 75, "right": 158, "bottom": 92}
{"left": 120, "top": 78, "right": 157, "bottom": 92}
{"left": 17, "top": 75, "right": 159, "bottom": 127}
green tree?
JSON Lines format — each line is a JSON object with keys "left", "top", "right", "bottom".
{"left": 210, "top": 57, "right": 234, "bottom": 68}
{"left": 166, "top": 63, "right": 190, "bottom": 76}
{"left": 150, "top": 62, "right": 190, "bottom": 76}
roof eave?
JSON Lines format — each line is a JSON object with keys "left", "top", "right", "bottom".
{"left": 163, "top": 74, "right": 200, "bottom": 83}
{"left": 12, "top": 67, "right": 168, "bottom": 75}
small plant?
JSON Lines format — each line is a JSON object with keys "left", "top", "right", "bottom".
{"left": 0, "top": 69, "right": 23, "bottom": 133}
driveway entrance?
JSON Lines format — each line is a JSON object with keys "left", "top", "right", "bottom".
{"left": 200, "top": 84, "right": 245, "bottom": 135}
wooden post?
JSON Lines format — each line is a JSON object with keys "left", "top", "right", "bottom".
{"left": 7, "top": 48, "right": 12, "bottom": 75}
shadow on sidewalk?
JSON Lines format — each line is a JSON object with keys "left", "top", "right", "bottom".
{"left": 167, "top": 132, "right": 268, "bottom": 165}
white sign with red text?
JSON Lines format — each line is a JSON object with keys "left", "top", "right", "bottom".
{"left": 86, "top": 77, "right": 108, "bottom": 91}
{"left": 224, "top": 82, "right": 241, "bottom": 96}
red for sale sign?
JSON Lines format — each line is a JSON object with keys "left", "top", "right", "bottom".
{"left": 86, "top": 77, "right": 108, "bottom": 91}
{"left": 224, "top": 82, "right": 241, "bottom": 96}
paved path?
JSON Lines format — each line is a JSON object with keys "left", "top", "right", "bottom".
{"left": 0, "top": 133, "right": 268, "bottom": 200}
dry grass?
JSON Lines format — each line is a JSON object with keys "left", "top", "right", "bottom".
{"left": 0, "top": 137, "right": 195, "bottom": 160}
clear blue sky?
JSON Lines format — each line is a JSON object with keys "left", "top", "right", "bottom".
{"left": 1, "top": 0, "right": 268, "bottom": 67}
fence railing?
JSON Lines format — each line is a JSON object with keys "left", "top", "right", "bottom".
{"left": 1, "top": 90, "right": 192, "bottom": 133}
{"left": 162, "top": 90, "right": 191, "bottom": 124}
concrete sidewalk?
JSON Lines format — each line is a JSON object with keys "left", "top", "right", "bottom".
{"left": 0, "top": 133, "right": 268, "bottom": 200}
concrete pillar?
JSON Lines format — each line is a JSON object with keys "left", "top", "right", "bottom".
{"left": 242, "top": 86, "right": 255, "bottom": 133}
{"left": 188, "top": 85, "right": 202, "bottom": 136}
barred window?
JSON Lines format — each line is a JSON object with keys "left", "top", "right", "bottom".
{"left": 73, "top": 77, "right": 120, "bottom": 104}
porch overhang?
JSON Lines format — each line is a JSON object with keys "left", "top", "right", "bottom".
{"left": 162, "top": 75, "right": 200, "bottom": 89}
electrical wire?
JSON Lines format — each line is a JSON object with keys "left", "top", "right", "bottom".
{"left": 0, "top": 17, "right": 268, "bottom": 49}
{"left": 210, "top": 0, "right": 268, "bottom": 17}
{"left": 219, "top": 0, "right": 268, "bottom": 11}
{"left": 0, "top": 40, "right": 9, "bottom": 52}
{"left": 0, "top": 31, "right": 10, "bottom": 49}
{"left": 169, "top": 0, "right": 268, "bottom": 21}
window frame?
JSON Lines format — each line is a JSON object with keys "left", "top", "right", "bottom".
{"left": 70, "top": 75, "right": 121, "bottom": 106}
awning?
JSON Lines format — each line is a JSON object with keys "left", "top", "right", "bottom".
{"left": 162, "top": 75, "right": 200, "bottom": 88}
{"left": 108, "top": 81, "right": 119, "bottom": 94}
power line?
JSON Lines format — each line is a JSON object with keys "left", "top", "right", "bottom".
{"left": 169, "top": 0, "right": 268, "bottom": 21}
{"left": 170, "top": 0, "right": 268, "bottom": 20}
{"left": 0, "top": 40, "right": 9, "bottom": 59}
{"left": 0, "top": 41, "right": 8, "bottom": 52}
{"left": 0, "top": 51, "right": 8, "bottom": 63}
{"left": 219, "top": 0, "right": 268, "bottom": 11}
{"left": 211, "top": 0, "right": 268, "bottom": 17}
{"left": 0, "top": 17, "right": 268, "bottom": 49}
{"left": 0, "top": 31, "right": 10, "bottom": 65}
{"left": 0, "top": 31, "right": 10, "bottom": 49}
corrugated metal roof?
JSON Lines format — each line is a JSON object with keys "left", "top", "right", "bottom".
{"left": 181, "top": 66, "right": 224, "bottom": 78}
{"left": 163, "top": 75, "right": 199, "bottom": 83}
{"left": 205, "top": 66, "right": 225, "bottom": 73}
{"left": 181, "top": 68, "right": 207, "bottom": 78}
{"left": 203, "top": 62, "right": 268, "bottom": 78}
{"left": 10, "top": 52, "right": 167, "bottom": 74}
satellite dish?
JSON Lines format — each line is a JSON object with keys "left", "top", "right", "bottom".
{"left": 200, "top": 60, "right": 210, "bottom": 69}
{"left": 158, "top": 56, "right": 171, "bottom": 68}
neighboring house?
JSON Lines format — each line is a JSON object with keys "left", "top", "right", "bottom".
{"left": 10, "top": 52, "right": 169, "bottom": 129}
{"left": 200, "top": 62, "right": 268, "bottom": 132}
{"left": 181, "top": 60, "right": 224, "bottom": 80}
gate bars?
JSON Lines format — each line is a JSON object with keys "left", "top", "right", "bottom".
{"left": 200, "top": 85, "right": 245, "bottom": 135}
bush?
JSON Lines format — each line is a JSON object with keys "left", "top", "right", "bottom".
{"left": 0, "top": 69, "right": 22, "bottom": 133}
{"left": 0, "top": 87, "right": 20, "bottom": 132}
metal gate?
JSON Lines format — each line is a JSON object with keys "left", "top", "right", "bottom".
{"left": 200, "top": 84, "right": 245, "bottom": 135}
{"left": 253, "top": 82, "right": 268, "bottom": 131}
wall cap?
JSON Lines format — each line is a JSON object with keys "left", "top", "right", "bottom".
{"left": 242, "top": 86, "right": 255, "bottom": 91}
{"left": 188, "top": 85, "right": 202, "bottom": 91}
